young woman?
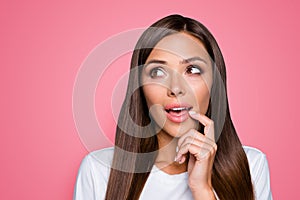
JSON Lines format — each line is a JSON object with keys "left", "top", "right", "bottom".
{"left": 74, "top": 14, "right": 272, "bottom": 200}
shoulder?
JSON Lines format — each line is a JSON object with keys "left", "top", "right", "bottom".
{"left": 242, "top": 146, "right": 273, "bottom": 200}
{"left": 242, "top": 146, "right": 268, "bottom": 173}
{"left": 80, "top": 147, "right": 114, "bottom": 177}
{"left": 77, "top": 146, "right": 114, "bottom": 176}
{"left": 87, "top": 147, "right": 115, "bottom": 166}
{"left": 242, "top": 146, "right": 269, "bottom": 180}
{"left": 73, "top": 147, "right": 115, "bottom": 200}
{"left": 243, "top": 146, "right": 267, "bottom": 164}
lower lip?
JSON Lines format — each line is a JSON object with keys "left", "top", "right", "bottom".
{"left": 165, "top": 110, "right": 189, "bottom": 123}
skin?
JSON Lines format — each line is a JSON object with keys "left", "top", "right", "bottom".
{"left": 142, "top": 32, "right": 217, "bottom": 199}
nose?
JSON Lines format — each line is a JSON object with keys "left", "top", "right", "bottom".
{"left": 167, "top": 73, "right": 186, "bottom": 97}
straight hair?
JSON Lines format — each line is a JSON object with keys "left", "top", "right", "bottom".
{"left": 105, "top": 14, "right": 254, "bottom": 200}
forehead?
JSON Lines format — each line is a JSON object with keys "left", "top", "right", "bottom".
{"left": 147, "top": 32, "right": 211, "bottom": 62}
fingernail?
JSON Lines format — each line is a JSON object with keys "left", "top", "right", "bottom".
{"left": 176, "top": 146, "right": 179, "bottom": 153}
{"left": 174, "top": 154, "right": 181, "bottom": 162}
{"left": 174, "top": 155, "right": 179, "bottom": 162}
{"left": 188, "top": 110, "right": 197, "bottom": 115}
{"left": 179, "top": 156, "right": 185, "bottom": 164}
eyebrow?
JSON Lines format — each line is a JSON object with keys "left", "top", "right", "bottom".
{"left": 144, "top": 59, "right": 167, "bottom": 68}
{"left": 180, "top": 56, "right": 208, "bottom": 64}
{"left": 144, "top": 56, "right": 207, "bottom": 68}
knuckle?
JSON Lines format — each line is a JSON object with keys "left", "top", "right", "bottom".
{"left": 183, "top": 136, "right": 192, "bottom": 145}
{"left": 183, "top": 143, "right": 191, "bottom": 150}
{"left": 208, "top": 119, "right": 214, "bottom": 126}
{"left": 190, "top": 144, "right": 198, "bottom": 152}
{"left": 214, "top": 143, "right": 218, "bottom": 150}
{"left": 210, "top": 144, "right": 217, "bottom": 155}
{"left": 203, "top": 136, "right": 209, "bottom": 143}
{"left": 201, "top": 151, "right": 210, "bottom": 159}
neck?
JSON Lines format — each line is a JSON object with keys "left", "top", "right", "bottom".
{"left": 155, "top": 130, "right": 187, "bottom": 174}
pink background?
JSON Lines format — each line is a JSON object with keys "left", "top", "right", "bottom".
{"left": 1, "top": 0, "right": 299, "bottom": 199}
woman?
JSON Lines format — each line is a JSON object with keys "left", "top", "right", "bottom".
{"left": 74, "top": 14, "right": 272, "bottom": 200}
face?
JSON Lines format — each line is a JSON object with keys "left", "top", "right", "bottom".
{"left": 141, "top": 32, "right": 213, "bottom": 138}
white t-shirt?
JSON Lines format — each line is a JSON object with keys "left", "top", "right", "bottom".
{"left": 73, "top": 146, "right": 272, "bottom": 200}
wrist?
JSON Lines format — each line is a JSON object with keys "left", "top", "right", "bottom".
{"left": 191, "top": 187, "right": 216, "bottom": 200}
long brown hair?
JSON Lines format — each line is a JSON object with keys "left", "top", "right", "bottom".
{"left": 105, "top": 14, "right": 254, "bottom": 200}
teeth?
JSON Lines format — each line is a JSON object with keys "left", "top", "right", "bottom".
{"left": 171, "top": 107, "right": 186, "bottom": 111}
{"left": 166, "top": 106, "right": 192, "bottom": 113}
{"left": 167, "top": 107, "right": 191, "bottom": 112}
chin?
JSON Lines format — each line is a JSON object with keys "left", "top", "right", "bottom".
{"left": 159, "top": 118, "right": 199, "bottom": 138}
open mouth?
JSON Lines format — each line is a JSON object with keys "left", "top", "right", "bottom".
{"left": 165, "top": 107, "right": 192, "bottom": 114}
{"left": 164, "top": 103, "right": 193, "bottom": 123}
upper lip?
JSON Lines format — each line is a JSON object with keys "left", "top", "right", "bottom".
{"left": 165, "top": 103, "right": 193, "bottom": 112}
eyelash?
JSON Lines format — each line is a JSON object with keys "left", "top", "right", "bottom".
{"left": 149, "top": 67, "right": 166, "bottom": 78}
{"left": 148, "top": 65, "right": 203, "bottom": 78}
{"left": 185, "top": 65, "right": 202, "bottom": 75}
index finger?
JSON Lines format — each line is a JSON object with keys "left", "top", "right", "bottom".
{"left": 188, "top": 111, "right": 215, "bottom": 141}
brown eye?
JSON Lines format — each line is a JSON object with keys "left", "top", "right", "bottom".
{"left": 150, "top": 67, "right": 166, "bottom": 78}
{"left": 186, "top": 65, "right": 202, "bottom": 75}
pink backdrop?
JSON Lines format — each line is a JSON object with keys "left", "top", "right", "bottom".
{"left": 1, "top": 0, "right": 299, "bottom": 199}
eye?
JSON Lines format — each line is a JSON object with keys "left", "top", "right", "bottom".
{"left": 149, "top": 67, "right": 166, "bottom": 78}
{"left": 186, "top": 65, "right": 202, "bottom": 75}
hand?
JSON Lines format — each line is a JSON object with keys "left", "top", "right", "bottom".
{"left": 175, "top": 111, "right": 217, "bottom": 198}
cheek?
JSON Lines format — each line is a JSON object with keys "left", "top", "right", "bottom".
{"left": 142, "top": 85, "right": 165, "bottom": 106}
{"left": 192, "top": 84, "right": 210, "bottom": 114}
{"left": 142, "top": 85, "right": 167, "bottom": 128}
